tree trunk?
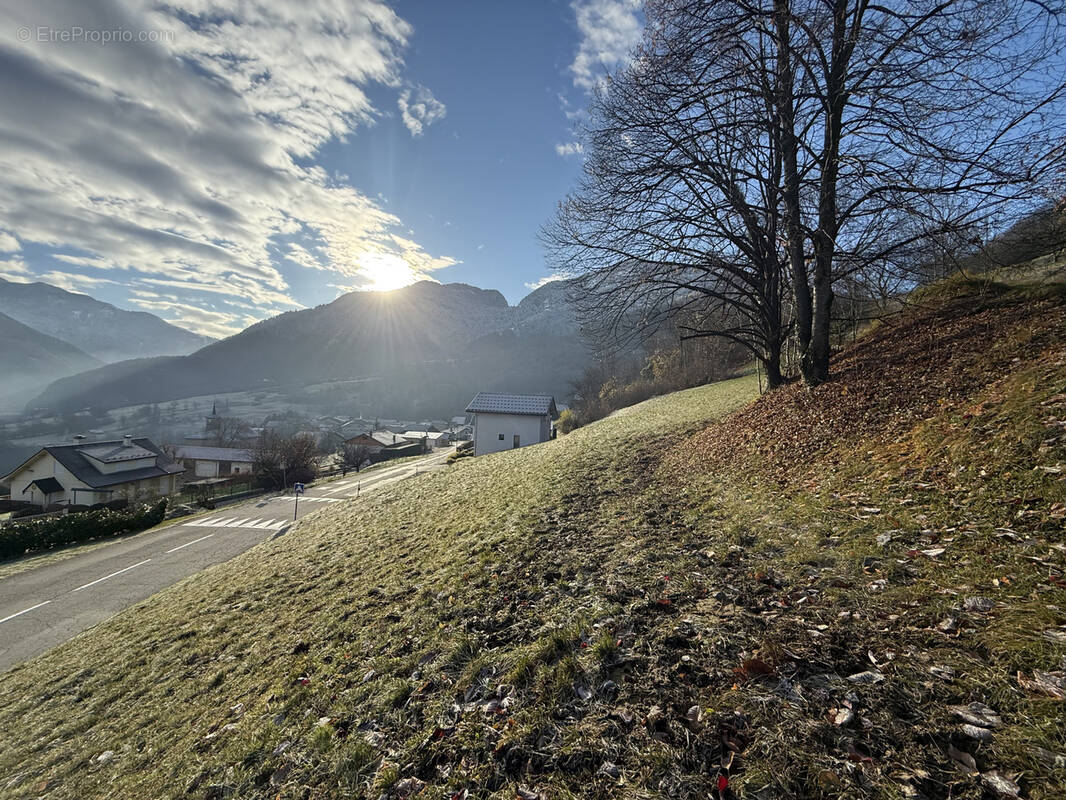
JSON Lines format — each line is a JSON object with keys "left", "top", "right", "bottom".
{"left": 802, "top": 0, "right": 851, "bottom": 387}
{"left": 805, "top": 268, "right": 834, "bottom": 385}
{"left": 762, "top": 345, "right": 785, "bottom": 390}
{"left": 774, "top": 0, "right": 813, "bottom": 374}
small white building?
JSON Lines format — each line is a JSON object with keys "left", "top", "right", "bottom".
{"left": 174, "top": 445, "right": 255, "bottom": 478}
{"left": 465, "top": 393, "right": 557, "bottom": 456}
{"left": 1, "top": 436, "right": 184, "bottom": 508}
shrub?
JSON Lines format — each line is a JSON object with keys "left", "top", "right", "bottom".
{"left": 0, "top": 499, "right": 168, "bottom": 561}
{"left": 555, "top": 408, "right": 581, "bottom": 434}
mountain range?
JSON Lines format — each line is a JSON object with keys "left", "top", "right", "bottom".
{"left": 0, "top": 278, "right": 215, "bottom": 414}
{"left": 0, "top": 278, "right": 213, "bottom": 363}
{"left": 29, "top": 280, "right": 590, "bottom": 419}
{"left": 0, "top": 311, "right": 104, "bottom": 411}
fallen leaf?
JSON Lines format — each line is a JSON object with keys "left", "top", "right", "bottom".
{"left": 980, "top": 771, "right": 1020, "bottom": 797}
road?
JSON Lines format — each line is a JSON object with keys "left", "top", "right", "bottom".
{"left": 0, "top": 447, "right": 453, "bottom": 672}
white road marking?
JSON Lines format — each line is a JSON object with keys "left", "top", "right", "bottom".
{"left": 72, "top": 559, "right": 151, "bottom": 592}
{"left": 182, "top": 517, "right": 287, "bottom": 530}
{"left": 165, "top": 534, "right": 215, "bottom": 554}
{"left": 0, "top": 600, "right": 52, "bottom": 625}
{"left": 271, "top": 495, "right": 342, "bottom": 503}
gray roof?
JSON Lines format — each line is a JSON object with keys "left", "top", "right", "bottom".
{"left": 27, "top": 477, "right": 64, "bottom": 495}
{"left": 4, "top": 438, "right": 184, "bottom": 489}
{"left": 174, "top": 445, "right": 254, "bottom": 462}
{"left": 80, "top": 442, "right": 156, "bottom": 463}
{"left": 465, "top": 392, "right": 558, "bottom": 417}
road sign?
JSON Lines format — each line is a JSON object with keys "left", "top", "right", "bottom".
{"left": 294, "top": 482, "right": 305, "bottom": 495}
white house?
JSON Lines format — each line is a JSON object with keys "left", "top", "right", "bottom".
{"left": 465, "top": 393, "right": 557, "bottom": 456}
{"left": 173, "top": 445, "right": 255, "bottom": 478}
{"left": 1, "top": 436, "right": 184, "bottom": 508}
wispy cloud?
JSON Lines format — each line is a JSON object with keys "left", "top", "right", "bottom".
{"left": 555, "top": 141, "right": 584, "bottom": 157}
{"left": 525, "top": 272, "right": 569, "bottom": 290}
{"left": 35, "top": 271, "right": 119, "bottom": 294}
{"left": 128, "top": 294, "right": 258, "bottom": 339}
{"left": 569, "top": 0, "right": 642, "bottom": 90}
{"left": 0, "top": 256, "right": 32, "bottom": 282}
{"left": 398, "top": 84, "right": 447, "bottom": 137}
{"left": 0, "top": 1, "right": 455, "bottom": 327}
{"left": 0, "top": 231, "right": 19, "bottom": 252}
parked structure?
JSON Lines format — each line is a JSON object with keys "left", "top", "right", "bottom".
{"left": 400, "top": 430, "right": 451, "bottom": 450}
{"left": 173, "top": 445, "right": 254, "bottom": 478}
{"left": 1, "top": 436, "right": 183, "bottom": 508}
{"left": 342, "top": 433, "right": 386, "bottom": 455}
{"left": 465, "top": 393, "right": 557, "bottom": 455}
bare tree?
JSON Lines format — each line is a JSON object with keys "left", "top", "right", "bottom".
{"left": 253, "top": 431, "right": 319, "bottom": 489}
{"left": 340, "top": 442, "right": 371, "bottom": 474}
{"left": 550, "top": 0, "right": 1065, "bottom": 388}
{"left": 772, "top": 0, "right": 1066, "bottom": 383}
{"left": 212, "top": 416, "right": 252, "bottom": 447}
{"left": 545, "top": 2, "right": 794, "bottom": 388}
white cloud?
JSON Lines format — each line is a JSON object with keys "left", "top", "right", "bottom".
{"left": 569, "top": 0, "right": 642, "bottom": 90}
{"left": 35, "top": 271, "right": 119, "bottom": 294}
{"left": 398, "top": 84, "right": 447, "bottom": 136}
{"left": 0, "top": 0, "right": 455, "bottom": 326}
{"left": 128, "top": 293, "right": 258, "bottom": 339}
{"left": 555, "top": 141, "right": 584, "bottom": 157}
{"left": 525, "top": 272, "right": 569, "bottom": 290}
{"left": 0, "top": 256, "right": 32, "bottom": 282}
{"left": 0, "top": 231, "right": 19, "bottom": 252}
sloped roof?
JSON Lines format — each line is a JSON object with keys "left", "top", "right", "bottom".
{"left": 2, "top": 438, "right": 184, "bottom": 489}
{"left": 174, "top": 445, "right": 254, "bottom": 462}
{"left": 27, "top": 477, "right": 64, "bottom": 495}
{"left": 465, "top": 393, "right": 557, "bottom": 417}
{"left": 371, "top": 431, "right": 400, "bottom": 446}
{"left": 79, "top": 442, "right": 156, "bottom": 463}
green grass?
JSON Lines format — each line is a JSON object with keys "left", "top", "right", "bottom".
{"left": 0, "top": 379, "right": 758, "bottom": 798}
{"left": 0, "top": 283, "right": 1063, "bottom": 798}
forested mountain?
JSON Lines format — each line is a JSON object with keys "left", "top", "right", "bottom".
{"left": 30, "top": 280, "right": 589, "bottom": 417}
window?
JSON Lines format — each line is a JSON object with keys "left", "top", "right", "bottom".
{"left": 498, "top": 433, "right": 504, "bottom": 440}
{"left": 513, "top": 434, "right": 520, "bottom": 449}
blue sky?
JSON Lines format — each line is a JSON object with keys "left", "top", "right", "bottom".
{"left": 0, "top": 0, "right": 643, "bottom": 337}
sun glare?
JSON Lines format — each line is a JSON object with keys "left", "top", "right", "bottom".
{"left": 357, "top": 252, "right": 421, "bottom": 292}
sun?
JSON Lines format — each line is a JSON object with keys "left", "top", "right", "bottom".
{"left": 357, "top": 252, "right": 421, "bottom": 292}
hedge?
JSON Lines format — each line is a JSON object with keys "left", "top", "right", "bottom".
{"left": 0, "top": 499, "right": 168, "bottom": 561}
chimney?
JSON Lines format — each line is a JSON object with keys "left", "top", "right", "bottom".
{"left": 123, "top": 434, "right": 133, "bottom": 447}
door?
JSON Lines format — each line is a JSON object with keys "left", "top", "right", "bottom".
{"left": 513, "top": 434, "right": 520, "bottom": 449}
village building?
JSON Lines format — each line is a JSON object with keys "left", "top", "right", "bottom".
{"left": 1, "top": 436, "right": 183, "bottom": 508}
{"left": 173, "top": 445, "right": 255, "bottom": 478}
{"left": 342, "top": 433, "right": 386, "bottom": 455}
{"left": 465, "top": 393, "right": 557, "bottom": 456}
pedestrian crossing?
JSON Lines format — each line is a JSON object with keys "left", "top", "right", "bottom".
{"left": 182, "top": 516, "right": 288, "bottom": 531}
{"left": 268, "top": 495, "right": 342, "bottom": 504}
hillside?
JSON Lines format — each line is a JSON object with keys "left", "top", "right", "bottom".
{"left": 0, "top": 311, "right": 101, "bottom": 412}
{"left": 30, "top": 280, "right": 589, "bottom": 417}
{"left": 0, "top": 278, "right": 1064, "bottom": 799}
{"left": 0, "top": 277, "right": 213, "bottom": 364}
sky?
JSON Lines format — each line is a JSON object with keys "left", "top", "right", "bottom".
{"left": 0, "top": 0, "right": 643, "bottom": 338}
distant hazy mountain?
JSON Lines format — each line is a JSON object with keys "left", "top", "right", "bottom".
{"left": 31, "top": 280, "right": 590, "bottom": 418}
{"left": 0, "top": 311, "right": 103, "bottom": 412}
{"left": 0, "top": 278, "right": 213, "bottom": 363}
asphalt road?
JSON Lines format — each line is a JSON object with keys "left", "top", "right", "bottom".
{"left": 0, "top": 447, "right": 453, "bottom": 672}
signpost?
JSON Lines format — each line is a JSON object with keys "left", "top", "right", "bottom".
{"left": 293, "top": 482, "right": 305, "bottom": 521}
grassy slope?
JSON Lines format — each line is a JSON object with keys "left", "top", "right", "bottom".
{"left": 0, "top": 280, "right": 1064, "bottom": 799}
